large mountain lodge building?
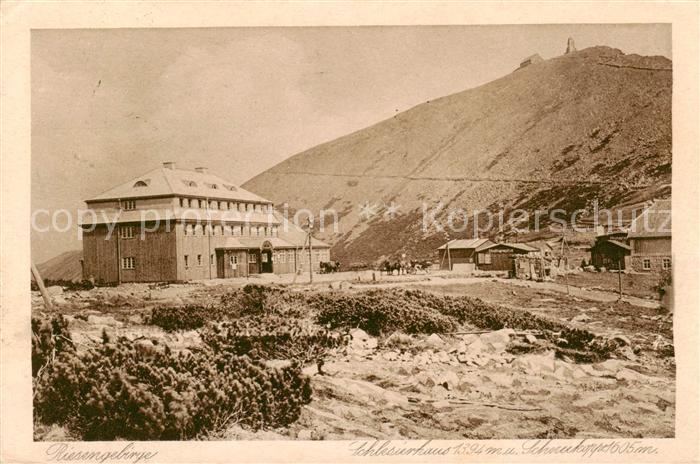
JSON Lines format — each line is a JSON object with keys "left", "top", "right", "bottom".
{"left": 80, "top": 162, "right": 331, "bottom": 283}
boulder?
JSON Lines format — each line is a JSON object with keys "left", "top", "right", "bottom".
{"left": 435, "top": 371, "right": 459, "bottom": 390}
{"left": 425, "top": 333, "right": 445, "bottom": 349}
{"left": 480, "top": 328, "right": 514, "bottom": 347}
{"left": 415, "top": 372, "right": 436, "bottom": 387}
{"left": 385, "top": 332, "right": 413, "bottom": 347}
{"left": 382, "top": 351, "right": 399, "bottom": 361}
{"left": 512, "top": 351, "right": 556, "bottom": 373}
{"left": 571, "top": 314, "right": 592, "bottom": 323}
{"left": 525, "top": 334, "right": 538, "bottom": 344}
{"left": 617, "top": 345, "right": 637, "bottom": 361}
{"left": 434, "top": 350, "right": 451, "bottom": 363}
{"left": 87, "top": 315, "right": 123, "bottom": 327}
{"left": 46, "top": 285, "right": 64, "bottom": 296}
{"left": 612, "top": 334, "right": 631, "bottom": 346}
{"left": 485, "top": 372, "right": 514, "bottom": 387}
{"left": 348, "top": 328, "right": 377, "bottom": 352}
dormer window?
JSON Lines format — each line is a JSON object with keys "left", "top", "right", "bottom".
{"left": 133, "top": 180, "right": 149, "bottom": 188}
{"left": 223, "top": 184, "right": 237, "bottom": 191}
{"left": 182, "top": 180, "right": 197, "bottom": 187}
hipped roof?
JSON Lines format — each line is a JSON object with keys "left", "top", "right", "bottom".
{"left": 86, "top": 165, "right": 271, "bottom": 203}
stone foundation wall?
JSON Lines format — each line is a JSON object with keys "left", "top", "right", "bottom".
{"left": 629, "top": 255, "right": 671, "bottom": 273}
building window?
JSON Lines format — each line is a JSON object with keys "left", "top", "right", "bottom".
{"left": 662, "top": 258, "right": 671, "bottom": 270}
{"left": 122, "top": 200, "right": 136, "bottom": 211}
{"left": 197, "top": 254, "right": 202, "bottom": 266}
{"left": 121, "top": 257, "right": 135, "bottom": 269}
{"left": 247, "top": 204, "right": 254, "bottom": 212}
{"left": 120, "top": 226, "right": 135, "bottom": 239}
{"left": 229, "top": 255, "right": 238, "bottom": 266}
{"left": 255, "top": 204, "right": 262, "bottom": 213}
{"left": 210, "top": 254, "right": 214, "bottom": 265}
{"left": 278, "top": 251, "right": 286, "bottom": 263}
{"left": 479, "top": 252, "right": 491, "bottom": 264}
{"left": 249, "top": 253, "right": 257, "bottom": 263}
{"left": 262, "top": 253, "right": 268, "bottom": 263}
{"left": 194, "top": 224, "right": 203, "bottom": 236}
{"left": 184, "top": 255, "right": 189, "bottom": 268}
{"left": 224, "top": 225, "right": 232, "bottom": 235}
{"left": 185, "top": 224, "right": 194, "bottom": 236}
{"left": 209, "top": 200, "right": 217, "bottom": 210}
{"left": 643, "top": 258, "right": 651, "bottom": 270}
{"left": 233, "top": 225, "right": 241, "bottom": 236}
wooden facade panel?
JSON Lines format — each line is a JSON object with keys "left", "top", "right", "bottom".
{"left": 438, "top": 249, "right": 475, "bottom": 269}
{"left": 631, "top": 237, "right": 671, "bottom": 255}
{"left": 81, "top": 225, "right": 119, "bottom": 283}
{"left": 118, "top": 223, "right": 177, "bottom": 282}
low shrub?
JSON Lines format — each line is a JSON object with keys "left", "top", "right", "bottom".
{"left": 149, "top": 305, "right": 209, "bottom": 331}
{"left": 201, "top": 315, "right": 345, "bottom": 365}
{"left": 31, "top": 279, "right": 95, "bottom": 292}
{"left": 33, "top": 334, "right": 312, "bottom": 440}
{"left": 310, "top": 290, "right": 458, "bottom": 336}
{"left": 32, "top": 315, "right": 74, "bottom": 376}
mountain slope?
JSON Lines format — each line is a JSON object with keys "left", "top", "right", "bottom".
{"left": 35, "top": 250, "right": 83, "bottom": 282}
{"left": 244, "top": 46, "right": 672, "bottom": 265}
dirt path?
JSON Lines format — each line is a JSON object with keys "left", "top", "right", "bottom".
{"left": 354, "top": 276, "right": 660, "bottom": 309}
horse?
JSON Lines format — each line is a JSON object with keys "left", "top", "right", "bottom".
{"left": 320, "top": 261, "right": 341, "bottom": 273}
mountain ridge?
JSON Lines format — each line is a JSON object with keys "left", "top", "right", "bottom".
{"left": 243, "top": 46, "right": 671, "bottom": 265}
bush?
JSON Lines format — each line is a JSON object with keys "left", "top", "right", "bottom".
{"left": 219, "top": 284, "right": 308, "bottom": 319}
{"left": 149, "top": 305, "right": 209, "bottom": 332}
{"left": 310, "top": 290, "right": 458, "bottom": 336}
{"left": 653, "top": 269, "right": 672, "bottom": 299}
{"left": 34, "top": 335, "right": 312, "bottom": 440}
{"left": 32, "top": 315, "right": 74, "bottom": 376}
{"left": 201, "top": 315, "right": 345, "bottom": 365}
{"left": 31, "top": 279, "right": 95, "bottom": 292}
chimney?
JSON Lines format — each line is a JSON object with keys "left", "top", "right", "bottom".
{"left": 163, "top": 161, "right": 176, "bottom": 170}
{"left": 195, "top": 167, "right": 208, "bottom": 174}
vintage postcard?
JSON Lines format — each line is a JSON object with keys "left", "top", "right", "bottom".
{"left": 1, "top": 2, "right": 698, "bottom": 463}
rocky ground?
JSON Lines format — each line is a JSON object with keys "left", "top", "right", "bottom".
{"left": 32, "top": 271, "right": 675, "bottom": 440}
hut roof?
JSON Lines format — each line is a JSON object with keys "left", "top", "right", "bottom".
{"left": 437, "top": 238, "right": 494, "bottom": 251}
{"left": 627, "top": 199, "right": 671, "bottom": 238}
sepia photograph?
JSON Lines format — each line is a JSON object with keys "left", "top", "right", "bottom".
{"left": 25, "top": 23, "right": 680, "bottom": 444}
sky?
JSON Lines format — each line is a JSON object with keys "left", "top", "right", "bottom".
{"left": 31, "top": 24, "right": 671, "bottom": 263}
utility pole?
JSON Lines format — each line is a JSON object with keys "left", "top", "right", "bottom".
{"left": 617, "top": 252, "right": 623, "bottom": 300}
{"left": 446, "top": 240, "right": 452, "bottom": 271}
{"left": 307, "top": 217, "right": 313, "bottom": 284}
{"left": 560, "top": 225, "right": 569, "bottom": 295}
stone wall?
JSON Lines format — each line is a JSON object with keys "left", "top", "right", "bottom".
{"left": 629, "top": 255, "right": 671, "bottom": 273}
